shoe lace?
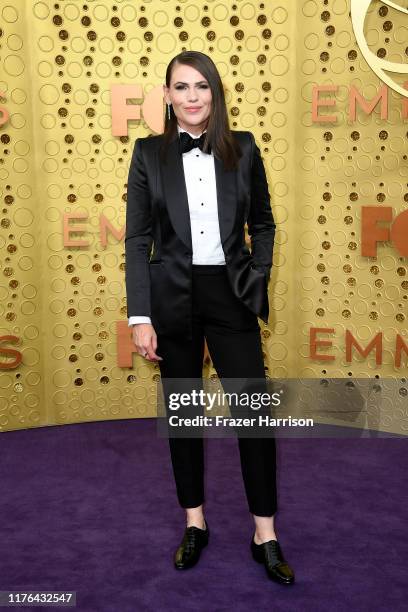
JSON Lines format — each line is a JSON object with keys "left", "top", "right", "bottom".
{"left": 264, "top": 541, "right": 283, "bottom": 566}
{"left": 184, "top": 528, "right": 199, "bottom": 554}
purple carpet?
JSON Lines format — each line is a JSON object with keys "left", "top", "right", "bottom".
{"left": 0, "top": 419, "right": 406, "bottom": 612}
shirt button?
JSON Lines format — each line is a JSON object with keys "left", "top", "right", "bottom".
{"left": 200, "top": 231, "right": 204, "bottom": 234}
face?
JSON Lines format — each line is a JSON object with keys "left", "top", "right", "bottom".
{"left": 163, "top": 63, "right": 212, "bottom": 136}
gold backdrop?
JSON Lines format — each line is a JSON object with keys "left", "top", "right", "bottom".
{"left": 0, "top": 0, "right": 407, "bottom": 432}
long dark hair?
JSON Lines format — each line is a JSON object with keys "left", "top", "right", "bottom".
{"left": 159, "top": 51, "right": 242, "bottom": 171}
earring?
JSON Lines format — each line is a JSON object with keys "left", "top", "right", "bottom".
{"left": 167, "top": 103, "right": 171, "bottom": 120}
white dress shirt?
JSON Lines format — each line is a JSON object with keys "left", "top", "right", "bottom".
{"left": 128, "top": 123, "right": 226, "bottom": 327}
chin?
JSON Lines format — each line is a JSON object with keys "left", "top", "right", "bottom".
{"left": 185, "top": 116, "right": 208, "bottom": 125}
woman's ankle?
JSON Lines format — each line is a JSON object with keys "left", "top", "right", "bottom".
{"left": 185, "top": 508, "right": 205, "bottom": 529}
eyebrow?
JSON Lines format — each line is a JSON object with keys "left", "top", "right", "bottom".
{"left": 173, "top": 81, "right": 208, "bottom": 85}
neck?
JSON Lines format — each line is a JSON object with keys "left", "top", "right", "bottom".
{"left": 177, "top": 120, "right": 208, "bottom": 137}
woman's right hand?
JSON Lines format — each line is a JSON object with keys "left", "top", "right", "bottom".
{"left": 131, "top": 323, "right": 163, "bottom": 362}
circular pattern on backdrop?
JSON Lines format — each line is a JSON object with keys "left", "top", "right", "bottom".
{"left": 0, "top": 1, "right": 404, "bottom": 433}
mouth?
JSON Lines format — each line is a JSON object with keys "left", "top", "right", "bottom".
{"left": 184, "top": 107, "right": 202, "bottom": 112}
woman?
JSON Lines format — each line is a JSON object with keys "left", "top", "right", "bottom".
{"left": 125, "top": 51, "right": 294, "bottom": 585}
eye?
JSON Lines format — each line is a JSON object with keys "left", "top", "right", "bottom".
{"left": 174, "top": 84, "right": 209, "bottom": 90}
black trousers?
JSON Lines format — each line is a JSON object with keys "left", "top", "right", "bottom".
{"left": 157, "top": 264, "right": 277, "bottom": 516}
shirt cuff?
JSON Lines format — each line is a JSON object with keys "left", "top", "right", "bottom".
{"left": 128, "top": 316, "right": 152, "bottom": 326}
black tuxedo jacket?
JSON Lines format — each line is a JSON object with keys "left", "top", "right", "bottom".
{"left": 125, "top": 130, "right": 275, "bottom": 339}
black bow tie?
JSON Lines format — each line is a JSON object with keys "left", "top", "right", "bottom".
{"left": 179, "top": 131, "right": 211, "bottom": 155}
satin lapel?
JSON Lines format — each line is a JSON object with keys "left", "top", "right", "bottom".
{"left": 160, "top": 136, "right": 192, "bottom": 252}
{"left": 159, "top": 135, "right": 238, "bottom": 251}
{"left": 214, "top": 155, "right": 237, "bottom": 246}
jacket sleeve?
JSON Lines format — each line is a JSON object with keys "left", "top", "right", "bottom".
{"left": 247, "top": 132, "right": 276, "bottom": 282}
{"left": 125, "top": 138, "right": 153, "bottom": 318}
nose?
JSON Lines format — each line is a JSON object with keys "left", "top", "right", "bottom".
{"left": 187, "top": 88, "right": 198, "bottom": 102}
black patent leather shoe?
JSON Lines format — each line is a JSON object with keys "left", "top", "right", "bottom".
{"left": 251, "top": 537, "right": 295, "bottom": 585}
{"left": 174, "top": 520, "right": 209, "bottom": 570}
